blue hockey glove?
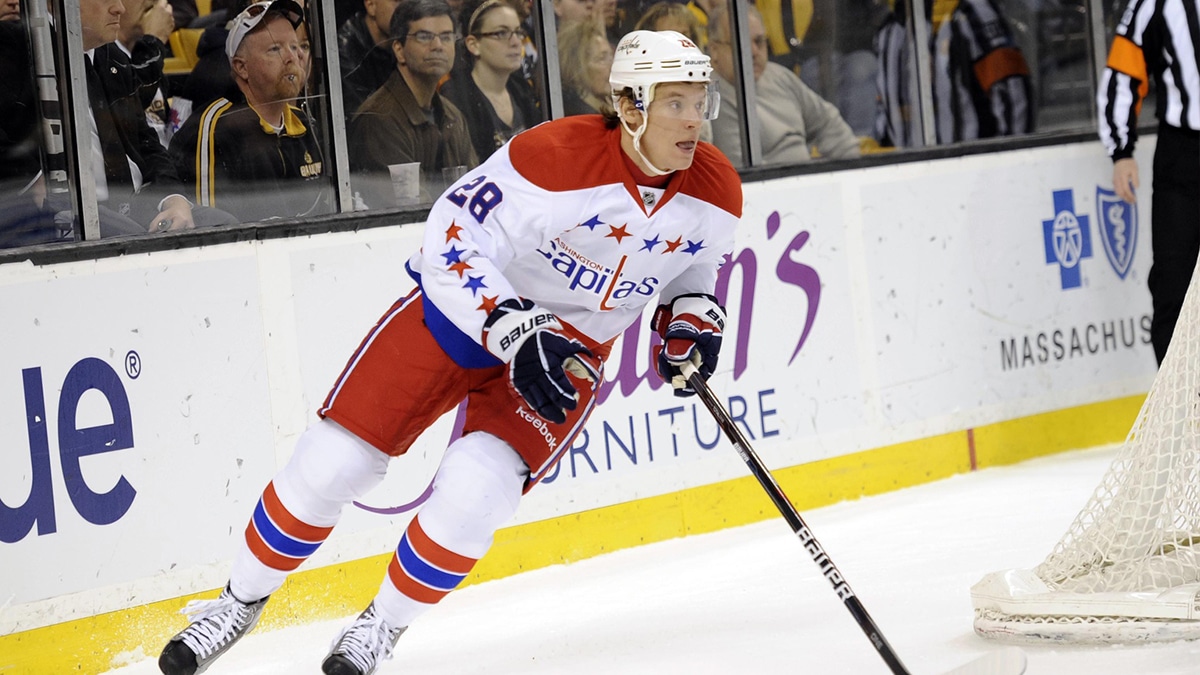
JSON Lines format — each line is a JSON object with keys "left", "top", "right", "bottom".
{"left": 484, "top": 298, "right": 598, "bottom": 424}
{"left": 651, "top": 293, "right": 725, "bottom": 397}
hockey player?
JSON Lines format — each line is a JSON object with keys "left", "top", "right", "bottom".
{"left": 157, "top": 26, "right": 742, "bottom": 675}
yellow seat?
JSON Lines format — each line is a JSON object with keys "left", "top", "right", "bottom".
{"left": 164, "top": 28, "right": 204, "bottom": 75}
{"left": 196, "top": 0, "right": 211, "bottom": 15}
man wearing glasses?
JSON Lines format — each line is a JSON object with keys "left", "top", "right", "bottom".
{"left": 347, "top": 0, "right": 478, "bottom": 207}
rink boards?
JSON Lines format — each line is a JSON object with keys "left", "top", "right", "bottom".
{"left": 0, "top": 138, "right": 1159, "bottom": 673}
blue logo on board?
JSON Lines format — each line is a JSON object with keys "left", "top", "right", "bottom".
{"left": 1042, "top": 189, "right": 1092, "bottom": 289}
{"left": 1096, "top": 187, "right": 1137, "bottom": 280}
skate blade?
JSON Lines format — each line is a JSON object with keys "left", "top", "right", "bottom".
{"left": 939, "top": 646, "right": 1027, "bottom": 675}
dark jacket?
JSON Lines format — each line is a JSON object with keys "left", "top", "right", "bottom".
{"left": 169, "top": 99, "right": 333, "bottom": 223}
{"left": 0, "top": 21, "right": 40, "bottom": 187}
{"left": 0, "top": 21, "right": 59, "bottom": 248}
{"left": 348, "top": 70, "right": 478, "bottom": 206}
{"left": 439, "top": 69, "right": 542, "bottom": 162}
{"left": 338, "top": 12, "right": 395, "bottom": 114}
{"left": 91, "top": 43, "right": 187, "bottom": 222}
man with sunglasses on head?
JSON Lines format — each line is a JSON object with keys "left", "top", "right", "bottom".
{"left": 347, "top": 0, "right": 478, "bottom": 206}
{"left": 168, "top": 0, "right": 332, "bottom": 223}
{"left": 158, "top": 29, "right": 740, "bottom": 675}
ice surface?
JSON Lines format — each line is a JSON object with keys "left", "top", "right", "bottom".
{"left": 106, "top": 447, "right": 1200, "bottom": 674}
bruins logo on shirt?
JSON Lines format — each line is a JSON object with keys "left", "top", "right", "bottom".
{"left": 300, "top": 152, "right": 323, "bottom": 178}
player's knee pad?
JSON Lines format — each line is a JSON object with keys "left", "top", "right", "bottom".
{"left": 273, "top": 419, "right": 390, "bottom": 525}
{"left": 420, "top": 432, "right": 529, "bottom": 555}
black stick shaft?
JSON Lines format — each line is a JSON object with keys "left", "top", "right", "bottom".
{"left": 685, "top": 366, "right": 911, "bottom": 675}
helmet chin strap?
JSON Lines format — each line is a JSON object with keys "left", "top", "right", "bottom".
{"left": 620, "top": 85, "right": 671, "bottom": 177}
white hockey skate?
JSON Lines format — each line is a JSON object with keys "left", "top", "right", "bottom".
{"left": 158, "top": 585, "right": 269, "bottom": 675}
{"left": 321, "top": 602, "right": 407, "bottom": 675}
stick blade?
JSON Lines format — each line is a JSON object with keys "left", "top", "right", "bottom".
{"left": 939, "top": 647, "right": 1027, "bottom": 675}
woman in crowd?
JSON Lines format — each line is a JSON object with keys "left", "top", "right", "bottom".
{"left": 557, "top": 18, "right": 612, "bottom": 115}
{"left": 441, "top": 0, "right": 541, "bottom": 162}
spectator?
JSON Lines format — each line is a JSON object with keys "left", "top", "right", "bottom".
{"left": 84, "top": 0, "right": 235, "bottom": 234}
{"left": 874, "top": 0, "right": 1032, "bottom": 147}
{"left": 338, "top": 0, "right": 401, "bottom": 114}
{"left": 634, "top": 1, "right": 702, "bottom": 48}
{"left": 115, "top": 0, "right": 175, "bottom": 147}
{"left": 557, "top": 18, "right": 612, "bottom": 116}
{"left": 348, "top": 0, "right": 477, "bottom": 206}
{"left": 441, "top": 0, "right": 541, "bottom": 162}
{"left": 170, "top": 0, "right": 332, "bottom": 223}
{"left": 707, "top": 3, "right": 859, "bottom": 165}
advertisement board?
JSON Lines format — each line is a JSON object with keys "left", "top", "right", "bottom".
{"left": 0, "top": 139, "right": 1158, "bottom": 643}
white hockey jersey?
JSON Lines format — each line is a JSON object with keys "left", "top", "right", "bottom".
{"left": 407, "top": 115, "right": 743, "bottom": 368}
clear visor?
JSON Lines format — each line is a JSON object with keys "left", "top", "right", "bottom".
{"left": 646, "top": 81, "right": 721, "bottom": 121}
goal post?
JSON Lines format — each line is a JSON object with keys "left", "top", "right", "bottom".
{"left": 971, "top": 264, "right": 1200, "bottom": 644}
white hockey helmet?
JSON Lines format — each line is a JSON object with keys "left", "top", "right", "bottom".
{"left": 609, "top": 30, "right": 719, "bottom": 120}
{"left": 608, "top": 30, "right": 719, "bottom": 176}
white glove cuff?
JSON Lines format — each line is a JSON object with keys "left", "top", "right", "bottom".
{"left": 483, "top": 306, "right": 562, "bottom": 363}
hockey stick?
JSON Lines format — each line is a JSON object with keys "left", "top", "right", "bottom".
{"left": 681, "top": 362, "right": 1027, "bottom": 675}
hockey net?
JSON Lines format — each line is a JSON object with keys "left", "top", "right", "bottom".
{"left": 971, "top": 268, "right": 1200, "bottom": 644}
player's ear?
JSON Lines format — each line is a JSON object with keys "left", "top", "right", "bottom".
{"left": 391, "top": 39, "right": 405, "bottom": 65}
{"left": 618, "top": 96, "right": 643, "bottom": 129}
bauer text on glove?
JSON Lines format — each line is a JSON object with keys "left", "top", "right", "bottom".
{"left": 484, "top": 298, "right": 598, "bottom": 424}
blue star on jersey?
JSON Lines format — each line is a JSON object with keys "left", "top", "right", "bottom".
{"left": 579, "top": 214, "right": 604, "bottom": 230}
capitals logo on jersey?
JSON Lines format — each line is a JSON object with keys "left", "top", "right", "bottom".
{"left": 537, "top": 213, "right": 710, "bottom": 310}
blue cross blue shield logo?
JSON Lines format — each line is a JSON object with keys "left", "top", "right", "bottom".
{"left": 1096, "top": 187, "right": 1138, "bottom": 280}
{"left": 1043, "top": 189, "right": 1092, "bottom": 289}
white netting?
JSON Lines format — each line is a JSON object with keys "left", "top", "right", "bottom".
{"left": 1034, "top": 268, "right": 1200, "bottom": 594}
{"left": 971, "top": 261, "right": 1200, "bottom": 642}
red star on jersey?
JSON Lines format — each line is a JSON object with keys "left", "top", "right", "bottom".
{"left": 445, "top": 221, "right": 463, "bottom": 243}
{"left": 448, "top": 260, "right": 472, "bottom": 278}
{"left": 477, "top": 295, "right": 499, "bottom": 313}
{"left": 663, "top": 236, "right": 683, "bottom": 253}
{"left": 607, "top": 223, "right": 631, "bottom": 244}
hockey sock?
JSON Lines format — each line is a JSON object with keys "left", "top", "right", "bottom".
{"left": 371, "top": 432, "right": 527, "bottom": 628}
{"left": 230, "top": 420, "right": 389, "bottom": 602}
{"left": 375, "top": 514, "right": 478, "bottom": 625}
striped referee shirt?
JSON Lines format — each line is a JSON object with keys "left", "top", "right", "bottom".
{"left": 875, "top": 0, "right": 1032, "bottom": 147}
{"left": 1098, "top": 0, "right": 1200, "bottom": 160}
